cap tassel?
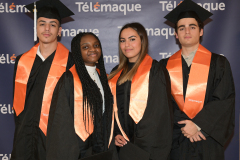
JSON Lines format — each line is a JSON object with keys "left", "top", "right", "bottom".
{"left": 34, "top": 2, "right": 37, "bottom": 41}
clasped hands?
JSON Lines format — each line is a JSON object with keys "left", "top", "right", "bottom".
{"left": 178, "top": 120, "right": 206, "bottom": 143}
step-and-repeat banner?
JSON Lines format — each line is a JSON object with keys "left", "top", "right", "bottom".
{"left": 0, "top": 0, "right": 239, "bottom": 159}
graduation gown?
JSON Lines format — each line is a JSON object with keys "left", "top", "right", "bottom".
{"left": 112, "top": 60, "right": 173, "bottom": 160}
{"left": 11, "top": 51, "right": 74, "bottom": 160}
{"left": 160, "top": 53, "right": 235, "bottom": 160}
{"left": 46, "top": 70, "right": 117, "bottom": 160}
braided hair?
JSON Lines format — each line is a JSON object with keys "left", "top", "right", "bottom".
{"left": 71, "top": 32, "right": 112, "bottom": 153}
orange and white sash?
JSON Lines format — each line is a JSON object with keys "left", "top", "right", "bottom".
{"left": 13, "top": 42, "right": 69, "bottom": 135}
{"left": 108, "top": 54, "right": 153, "bottom": 141}
{"left": 166, "top": 44, "right": 211, "bottom": 119}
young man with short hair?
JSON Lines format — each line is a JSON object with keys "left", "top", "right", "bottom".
{"left": 11, "top": 1, "right": 74, "bottom": 159}
{"left": 160, "top": 0, "right": 235, "bottom": 159}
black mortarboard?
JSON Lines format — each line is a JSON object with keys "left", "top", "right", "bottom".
{"left": 164, "top": 0, "right": 213, "bottom": 24}
{"left": 80, "top": 150, "right": 113, "bottom": 160}
{"left": 25, "top": 0, "right": 74, "bottom": 22}
{"left": 118, "top": 142, "right": 150, "bottom": 160}
{"left": 24, "top": 0, "right": 74, "bottom": 41}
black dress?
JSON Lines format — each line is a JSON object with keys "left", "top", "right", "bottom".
{"left": 11, "top": 51, "right": 74, "bottom": 160}
{"left": 160, "top": 53, "right": 235, "bottom": 160}
{"left": 113, "top": 60, "right": 173, "bottom": 160}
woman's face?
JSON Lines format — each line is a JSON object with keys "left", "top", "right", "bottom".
{"left": 80, "top": 34, "right": 101, "bottom": 66}
{"left": 119, "top": 28, "right": 141, "bottom": 62}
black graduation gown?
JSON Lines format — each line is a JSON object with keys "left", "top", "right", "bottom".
{"left": 112, "top": 60, "right": 173, "bottom": 160}
{"left": 11, "top": 51, "right": 74, "bottom": 160}
{"left": 160, "top": 53, "right": 235, "bottom": 160}
{"left": 114, "top": 62, "right": 135, "bottom": 141}
{"left": 46, "top": 71, "right": 118, "bottom": 160}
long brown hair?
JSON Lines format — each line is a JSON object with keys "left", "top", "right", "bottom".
{"left": 108, "top": 22, "right": 148, "bottom": 84}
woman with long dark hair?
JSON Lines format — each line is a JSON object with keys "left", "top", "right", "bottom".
{"left": 108, "top": 22, "right": 173, "bottom": 160}
{"left": 46, "top": 32, "right": 116, "bottom": 160}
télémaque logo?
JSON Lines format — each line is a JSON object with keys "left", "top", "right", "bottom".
{"left": 0, "top": 3, "right": 29, "bottom": 13}
{"left": 159, "top": 1, "right": 225, "bottom": 12}
{"left": 0, "top": 154, "right": 11, "bottom": 160}
{"left": 61, "top": 28, "right": 99, "bottom": 37}
{"left": 0, "top": 54, "right": 16, "bottom": 64}
{"left": 75, "top": 2, "right": 142, "bottom": 15}
{"left": 0, "top": 104, "right": 14, "bottom": 114}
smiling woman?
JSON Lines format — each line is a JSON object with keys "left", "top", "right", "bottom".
{"left": 80, "top": 34, "right": 101, "bottom": 66}
{"left": 119, "top": 28, "right": 141, "bottom": 63}
{"left": 46, "top": 32, "right": 117, "bottom": 160}
{"left": 108, "top": 22, "right": 173, "bottom": 160}
{"left": 108, "top": 22, "right": 148, "bottom": 84}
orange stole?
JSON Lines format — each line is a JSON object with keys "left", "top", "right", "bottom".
{"left": 39, "top": 43, "right": 69, "bottom": 135}
{"left": 108, "top": 54, "right": 153, "bottom": 141}
{"left": 70, "top": 65, "right": 94, "bottom": 141}
{"left": 13, "top": 43, "right": 39, "bottom": 116}
{"left": 13, "top": 43, "right": 69, "bottom": 135}
{"left": 70, "top": 65, "right": 114, "bottom": 146}
{"left": 166, "top": 44, "right": 211, "bottom": 119}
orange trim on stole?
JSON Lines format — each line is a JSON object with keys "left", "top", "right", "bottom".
{"left": 108, "top": 54, "right": 153, "bottom": 141}
{"left": 70, "top": 65, "right": 94, "bottom": 142}
{"left": 39, "top": 43, "right": 69, "bottom": 135}
{"left": 13, "top": 43, "right": 39, "bottom": 116}
{"left": 108, "top": 108, "right": 115, "bottom": 147}
{"left": 166, "top": 44, "right": 211, "bottom": 119}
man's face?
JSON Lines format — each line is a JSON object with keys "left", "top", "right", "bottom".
{"left": 175, "top": 18, "right": 203, "bottom": 48}
{"left": 37, "top": 17, "right": 62, "bottom": 44}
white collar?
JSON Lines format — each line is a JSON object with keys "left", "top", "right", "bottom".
{"left": 37, "top": 46, "right": 45, "bottom": 61}
{"left": 85, "top": 65, "right": 97, "bottom": 74}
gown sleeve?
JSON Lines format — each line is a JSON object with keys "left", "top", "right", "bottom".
{"left": 192, "top": 55, "right": 235, "bottom": 146}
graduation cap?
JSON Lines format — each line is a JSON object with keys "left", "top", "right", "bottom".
{"left": 164, "top": 0, "right": 213, "bottom": 24}
{"left": 24, "top": 0, "right": 74, "bottom": 41}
